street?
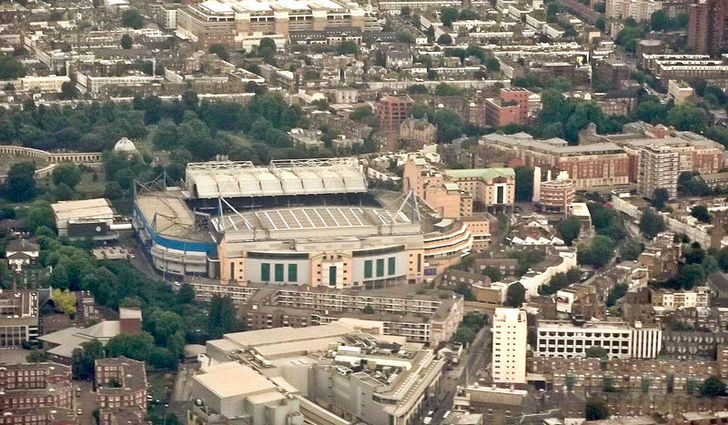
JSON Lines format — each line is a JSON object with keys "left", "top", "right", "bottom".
{"left": 431, "top": 323, "right": 492, "bottom": 424}
{"left": 75, "top": 380, "right": 96, "bottom": 425}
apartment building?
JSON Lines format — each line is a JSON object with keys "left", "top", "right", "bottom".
{"left": 95, "top": 357, "right": 147, "bottom": 425}
{"left": 535, "top": 320, "right": 662, "bottom": 359}
{"left": 239, "top": 287, "right": 464, "bottom": 346}
{"left": 484, "top": 88, "right": 531, "bottom": 128}
{"left": 376, "top": 95, "right": 414, "bottom": 133}
{"left": 638, "top": 144, "right": 680, "bottom": 199}
{"left": 0, "top": 290, "right": 39, "bottom": 347}
{"left": 533, "top": 169, "right": 576, "bottom": 213}
{"left": 606, "top": 0, "right": 662, "bottom": 21}
{"left": 482, "top": 133, "right": 630, "bottom": 189}
{"left": 492, "top": 308, "right": 527, "bottom": 385}
{"left": 668, "top": 80, "right": 694, "bottom": 104}
{"left": 687, "top": 0, "right": 728, "bottom": 55}
{"left": 0, "top": 363, "right": 73, "bottom": 411}
{"left": 402, "top": 157, "right": 515, "bottom": 217}
{"left": 651, "top": 287, "right": 710, "bottom": 311}
{"left": 399, "top": 117, "right": 437, "bottom": 147}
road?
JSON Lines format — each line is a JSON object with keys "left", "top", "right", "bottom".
{"left": 75, "top": 380, "right": 96, "bottom": 425}
{"left": 431, "top": 324, "right": 492, "bottom": 424}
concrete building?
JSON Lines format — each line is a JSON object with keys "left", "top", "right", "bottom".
{"left": 50, "top": 198, "right": 119, "bottom": 240}
{"left": 237, "top": 287, "right": 464, "bottom": 346}
{"left": 607, "top": 0, "right": 662, "bottom": 21}
{"left": 197, "top": 323, "right": 444, "bottom": 425}
{"left": 668, "top": 80, "right": 694, "bottom": 104}
{"left": 176, "top": 0, "right": 376, "bottom": 50}
{"left": 687, "top": 0, "right": 728, "bottom": 55}
{"left": 638, "top": 144, "right": 680, "bottom": 199}
{"left": 491, "top": 308, "right": 527, "bottom": 385}
{"left": 402, "top": 157, "right": 515, "bottom": 217}
{"left": 533, "top": 169, "right": 575, "bottom": 213}
{"left": 535, "top": 320, "right": 662, "bottom": 359}
{"left": 0, "top": 290, "right": 39, "bottom": 347}
{"left": 376, "top": 95, "right": 414, "bottom": 133}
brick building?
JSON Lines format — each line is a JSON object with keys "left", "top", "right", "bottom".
{"left": 687, "top": 0, "right": 728, "bottom": 56}
{"left": 376, "top": 95, "right": 414, "bottom": 134}
{"left": 0, "top": 363, "right": 73, "bottom": 411}
{"left": 95, "top": 357, "right": 147, "bottom": 425}
{"left": 484, "top": 88, "right": 531, "bottom": 128}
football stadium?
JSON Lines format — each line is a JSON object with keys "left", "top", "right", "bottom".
{"left": 133, "top": 158, "right": 481, "bottom": 287}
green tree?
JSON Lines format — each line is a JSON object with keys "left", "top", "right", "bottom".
{"left": 482, "top": 266, "right": 502, "bottom": 282}
{"left": 258, "top": 38, "right": 277, "bottom": 59}
{"left": 514, "top": 167, "right": 533, "bottom": 201}
{"left": 586, "top": 398, "right": 609, "bottom": 420}
{"left": 60, "top": 81, "right": 77, "bottom": 100}
{"left": 105, "top": 332, "right": 155, "bottom": 360}
{"left": 52, "top": 163, "right": 82, "bottom": 189}
{"left": 335, "top": 41, "right": 358, "bottom": 55}
{"left": 440, "top": 7, "right": 459, "bottom": 26}
{"left": 667, "top": 104, "right": 709, "bottom": 132}
{"left": 71, "top": 340, "right": 104, "bottom": 380}
{"left": 620, "top": 240, "right": 644, "bottom": 261}
{"left": 639, "top": 209, "right": 666, "bottom": 239}
{"left": 120, "top": 34, "right": 133, "bottom": 49}
{"left": 121, "top": 9, "right": 144, "bottom": 29}
{"left": 678, "top": 263, "right": 706, "bottom": 289}
{"left": 556, "top": 216, "right": 581, "bottom": 245}
{"left": 407, "top": 84, "right": 429, "bottom": 94}
{"left": 6, "top": 162, "right": 35, "bottom": 202}
{"left": 453, "top": 326, "right": 477, "bottom": 344}
{"left": 505, "top": 282, "right": 526, "bottom": 307}
{"left": 578, "top": 236, "right": 616, "bottom": 268}
{"left": 208, "top": 295, "right": 240, "bottom": 338}
{"left": 208, "top": 43, "right": 229, "bottom": 61}
{"left": 0, "top": 54, "right": 25, "bottom": 79}
{"left": 437, "top": 33, "right": 453, "bottom": 45}
{"left": 607, "top": 283, "right": 628, "bottom": 307}
{"left": 651, "top": 188, "right": 670, "bottom": 209}
{"left": 700, "top": 376, "right": 727, "bottom": 397}
{"left": 691, "top": 205, "right": 711, "bottom": 223}
{"left": 26, "top": 349, "right": 49, "bottom": 363}
{"left": 52, "top": 288, "right": 77, "bottom": 316}
{"left": 585, "top": 346, "right": 608, "bottom": 360}
{"left": 433, "top": 83, "right": 464, "bottom": 96}
{"left": 650, "top": 10, "right": 670, "bottom": 31}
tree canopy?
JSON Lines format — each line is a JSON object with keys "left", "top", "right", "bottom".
{"left": 121, "top": 9, "right": 144, "bottom": 29}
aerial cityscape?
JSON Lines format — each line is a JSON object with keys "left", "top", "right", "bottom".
{"left": 5, "top": 0, "right": 728, "bottom": 424}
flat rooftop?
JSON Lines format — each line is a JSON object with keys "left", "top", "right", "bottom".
{"left": 185, "top": 158, "right": 367, "bottom": 199}
{"left": 194, "top": 362, "right": 277, "bottom": 398}
{"left": 51, "top": 198, "right": 114, "bottom": 222}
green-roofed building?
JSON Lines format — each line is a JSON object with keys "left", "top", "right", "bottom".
{"left": 443, "top": 167, "right": 516, "bottom": 211}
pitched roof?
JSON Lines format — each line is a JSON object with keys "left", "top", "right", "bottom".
{"left": 6, "top": 238, "right": 39, "bottom": 253}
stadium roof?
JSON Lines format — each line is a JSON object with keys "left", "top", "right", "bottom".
{"left": 212, "top": 206, "right": 410, "bottom": 232}
{"left": 185, "top": 158, "right": 367, "bottom": 199}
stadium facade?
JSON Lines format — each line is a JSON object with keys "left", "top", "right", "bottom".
{"left": 133, "top": 158, "right": 480, "bottom": 287}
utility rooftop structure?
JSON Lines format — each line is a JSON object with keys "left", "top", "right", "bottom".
{"left": 185, "top": 158, "right": 367, "bottom": 199}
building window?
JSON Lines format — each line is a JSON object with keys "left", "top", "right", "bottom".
{"left": 388, "top": 257, "right": 395, "bottom": 275}
{"left": 288, "top": 264, "right": 298, "bottom": 282}
{"left": 261, "top": 263, "right": 270, "bottom": 281}
{"left": 274, "top": 264, "right": 284, "bottom": 282}
{"left": 230, "top": 263, "right": 235, "bottom": 280}
{"left": 329, "top": 266, "right": 337, "bottom": 285}
{"left": 364, "top": 260, "right": 373, "bottom": 278}
{"left": 376, "top": 259, "right": 384, "bottom": 277}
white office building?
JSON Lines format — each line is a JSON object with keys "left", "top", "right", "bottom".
{"left": 536, "top": 320, "right": 662, "bottom": 359}
{"left": 492, "top": 308, "right": 527, "bottom": 384}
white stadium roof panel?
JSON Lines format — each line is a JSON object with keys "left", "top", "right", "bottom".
{"left": 186, "top": 158, "right": 367, "bottom": 199}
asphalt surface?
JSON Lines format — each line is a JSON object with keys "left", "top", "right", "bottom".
{"left": 75, "top": 380, "right": 96, "bottom": 425}
{"left": 430, "top": 324, "right": 492, "bottom": 424}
